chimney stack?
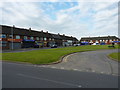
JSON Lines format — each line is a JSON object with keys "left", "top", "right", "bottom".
{"left": 29, "top": 28, "right": 31, "bottom": 31}
{"left": 13, "top": 25, "right": 15, "bottom": 28}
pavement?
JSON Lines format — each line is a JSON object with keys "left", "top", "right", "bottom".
{"left": 44, "top": 49, "right": 119, "bottom": 76}
{"left": 2, "top": 61, "right": 118, "bottom": 88}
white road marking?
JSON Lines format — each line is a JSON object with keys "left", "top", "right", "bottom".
{"left": 101, "top": 72, "right": 104, "bottom": 74}
{"left": 60, "top": 67, "right": 64, "bottom": 69}
{"left": 73, "top": 69, "right": 78, "bottom": 71}
{"left": 37, "top": 66, "right": 42, "bottom": 67}
{"left": 17, "top": 73, "right": 82, "bottom": 88}
{"left": 78, "top": 85, "right": 82, "bottom": 88}
{"left": 41, "top": 65, "right": 46, "bottom": 67}
{"left": 112, "top": 74, "right": 117, "bottom": 76}
{"left": 34, "top": 65, "right": 37, "bottom": 67}
{"left": 92, "top": 70, "right": 95, "bottom": 72}
{"left": 51, "top": 67, "right": 56, "bottom": 68}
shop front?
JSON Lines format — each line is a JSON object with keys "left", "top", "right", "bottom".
{"left": 8, "top": 39, "right": 22, "bottom": 50}
{"left": 0, "top": 38, "right": 9, "bottom": 50}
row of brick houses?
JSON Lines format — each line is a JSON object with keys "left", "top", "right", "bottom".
{"left": 0, "top": 25, "right": 78, "bottom": 50}
{"left": 80, "top": 36, "right": 120, "bottom": 45}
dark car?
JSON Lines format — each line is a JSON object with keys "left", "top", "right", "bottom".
{"left": 51, "top": 44, "right": 57, "bottom": 48}
{"left": 34, "top": 44, "right": 39, "bottom": 48}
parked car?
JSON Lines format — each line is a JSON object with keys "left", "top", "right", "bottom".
{"left": 51, "top": 44, "right": 57, "bottom": 48}
{"left": 34, "top": 44, "right": 39, "bottom": 48}
{"left": 74, "top": 44, "right": 80, "bottom": 46}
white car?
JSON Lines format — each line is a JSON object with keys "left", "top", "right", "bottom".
{"left": 74, "top": 44, "right": 80, "bottom": 46}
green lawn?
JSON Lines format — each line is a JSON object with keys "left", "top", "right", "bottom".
{"left": 108, "top": 52, "right": 120, "bottom": 61}
{"left": 2, "top": 45, "right": 120, "bottom": 64}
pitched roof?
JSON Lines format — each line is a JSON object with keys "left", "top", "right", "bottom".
{"left": 80, "top": 36, "right": 120, "bottom": 41}
{"left": 1, "top": 25, "right": 78, "bottom": 41}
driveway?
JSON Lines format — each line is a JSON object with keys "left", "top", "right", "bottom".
{"left": 44, "top": 49, "right": 119, "bottom": 76}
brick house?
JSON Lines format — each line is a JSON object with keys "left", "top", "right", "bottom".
{"left": 80, "top": 36, "right": 120, "bottom": 45}
{"left": 0, "top": 25, "right": 78, "bottom": 50}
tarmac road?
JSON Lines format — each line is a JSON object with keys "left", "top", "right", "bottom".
{"left": 2, "top": 62, "right": 118, "bottom": 88}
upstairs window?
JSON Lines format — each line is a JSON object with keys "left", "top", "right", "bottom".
{"left": 44, "top": 37, "right": 47, "bottom": 41}
{"left": 16, "top": 35, "right": 20, "bottom": 39}
{"left": 24, "top": 36, "right": 27, "bottom": 39}
{"left": 105, "top": 40, "right": 108, "bottom": 43}
{"left": 0, "top": 34, "right": 6, "bottom": 38}
{"left": 30, "top": 37, "right": 34, "bottom": 40}
{"left": 36, "top": 37, "right": 39, "bottom": 40}
{"left": 40, "top": 37, "right": 43, "bottom": 40}
{"left": 49, "top": 38, "right": 51, "bottom": 40}
{"left": 9, "top": 35, "right": 13, "bottom": 38}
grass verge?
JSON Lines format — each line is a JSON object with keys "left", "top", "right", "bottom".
{"left": 2, "top": 45, "right": 120, "bottom": 64}
{"left": 108, "top": 52, "right": 120, "bottom": 62}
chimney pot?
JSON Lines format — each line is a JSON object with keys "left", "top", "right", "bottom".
{"left": 29, "top": 28, "right": 31, "bottom": 30}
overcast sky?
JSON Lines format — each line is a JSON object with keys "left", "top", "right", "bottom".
{"left": 0, "top": 0, "right": 119, "bottom": 39}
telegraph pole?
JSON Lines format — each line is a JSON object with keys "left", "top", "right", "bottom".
{"left": 11, "top": 25, "right": 14, "bottom": 50}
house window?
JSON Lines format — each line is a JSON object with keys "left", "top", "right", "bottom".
{"left": 90, "top": 40, "right": 93, "bottom": 43}
{"left": 0, "top": 41, "right": 7, "bottom": 47}
{"left": 110, "top": 39, "right": 112, "bottom": 42}
{"left": 2, "top": 43, "right": 7, "bottom": 47}
{"left": 30, "top": 37, "right": 34, "bottom": 40}
{"left": 52, "top": 38, "right": 54, "bottom": 41}
{"left": 40, "top": 37, "right": 43, "bottom": 40}
{"left": 96, "top": 40, "right": 99, "bottom": 43}
{"left": 44, "top": 37, "right": 47, "bottom": 41}
{"left": 24, "top": 36, "right": 27, "bottom": 39}
{"left": 0, "top": 34, "right": 1, "bottom": 38}
{"left": 9, "top": 35, "right": 13, "bottom": 38}
{"left": 105, "top": 40, "right": 108, "bottom": 43}
{"left": 0, "top": 34, "right": 6, "bottom": 38}
{"left": 36, "top": 37, "right": 39, "bottom": 40}
{"left": 2, "top": 41, "right": 7, "bottom": 43}
{"left": 49, "top": 38, "right": 51, "bottom": 40}
{"left": 16, "top": 35, "right": 20, "bottom": 39}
